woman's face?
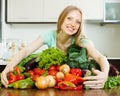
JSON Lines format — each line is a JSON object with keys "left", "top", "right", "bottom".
{"left": 61, "top": 10, "right": 82, "bottom": 36}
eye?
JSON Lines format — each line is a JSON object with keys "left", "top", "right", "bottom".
{"left": 67, "top": 17, "right": 72, "bottom": 21}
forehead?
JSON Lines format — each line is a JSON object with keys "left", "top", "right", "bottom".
{"left": 66, "top": 10, "right": 82, "bottom": 20}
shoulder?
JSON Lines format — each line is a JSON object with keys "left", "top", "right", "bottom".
{"left": 40, "top": 30, "right": 56, "bottom": 38}
{"left": 79, "top": 37, "right": 94, "bottom": 48}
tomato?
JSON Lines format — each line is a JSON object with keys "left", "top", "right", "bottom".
{"left": 33, "top": 68, "right": 44, "bottom": 75}
{"left": 70, "top": 68, "right": 82, "bottom": 77}
{"left": 32, "top": 74, "right": 39, "bottom": 81}
{"left": 28, "top": 70, "right": 34, "bottom": 76}
{"left": 8, "top": 77, "right": 17, "bottom": 84}
{"left": 49, "top": 65, "right": 56, "bottom": 71}
{"left": 8, "top": 72, "right": 17, "bottom": 84}
{"left": 49, "top": 70, "right": 57, "bottom": 76}
{"left": 56, "top": 65, "right": 60, "bottom": 71}
{"left": 16, "top": 74, "right": 25, "bottom": 80}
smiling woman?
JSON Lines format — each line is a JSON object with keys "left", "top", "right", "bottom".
{"left": 1, "top": 5, "right": 109, "bottom": 89}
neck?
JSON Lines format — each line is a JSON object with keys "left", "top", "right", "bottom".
{"left": 57, "top": 31, "right": 72, "bottom": 44}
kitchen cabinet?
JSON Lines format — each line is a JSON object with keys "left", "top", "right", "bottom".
{"left": 6, "top": 0, "right": 104, "bottom": 23}
{"left": 6, "top": 0, "right": 43, "bottom": 23}
{"left": 82, "top": 0, "right": 104, "bottom": 20}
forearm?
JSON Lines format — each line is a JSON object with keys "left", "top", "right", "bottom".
{"left": 98, "top": 56, "right": 109, "bottom": 75}
{"left": 4, "top": 48, "right": 27, "bottom": 71}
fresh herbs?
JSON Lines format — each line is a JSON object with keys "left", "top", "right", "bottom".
{"left": 38, "top": 47, "right": 67, "bottom": 70}
{"left": 104, "top": 76, "right": 120, "bottom": 89}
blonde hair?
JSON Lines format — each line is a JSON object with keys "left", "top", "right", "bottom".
{"left": 57, "top": 5, "right": 84, "bottom": 45}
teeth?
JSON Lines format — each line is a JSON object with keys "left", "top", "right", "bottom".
{"left": 67, "top": 27, "right": 74, "bottom": 31}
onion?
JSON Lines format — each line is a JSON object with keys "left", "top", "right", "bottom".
{"left": 46, "top": 75, "right": 56, "bottom": 87}
{"left": 59, "top": 64, "right": 70, "bottom": 74}
{"left": 35, "top": 76, "right": 49, "bottom": 89}
{"left": 56, "top": 72, "right": 64, "bottom": 80}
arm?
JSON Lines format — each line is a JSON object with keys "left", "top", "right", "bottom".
{"left": 1, "top": 36, "right": 43, "bottom": 88}
{"left": 85, "top": 40, "right": 109, "bottom": 75}
{"left": 79, "top": 38, "right": 109, "bottom": 89}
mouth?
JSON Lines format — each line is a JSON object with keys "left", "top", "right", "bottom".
{"left": 67, "top": 26, "right": 75, "bottom": 32}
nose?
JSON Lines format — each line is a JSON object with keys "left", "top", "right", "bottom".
{"left": 71, "top": 20, "right": 76, "bottom": 27}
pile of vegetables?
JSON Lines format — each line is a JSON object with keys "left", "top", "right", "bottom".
{"left": 0, "top": 45, "right": 120, "bottom": 90}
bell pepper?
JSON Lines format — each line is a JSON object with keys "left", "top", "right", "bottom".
{"left": 8, "top": 78, "right": 34, "bottom": 89}
{"left": 64, "top": 73, "right": 84, "bottom": 84}
{"left": 55, "top": 81, "right": 83, "bottom": 90}
{"left": 55, "top": 81, "right": 76, "bottom": 90}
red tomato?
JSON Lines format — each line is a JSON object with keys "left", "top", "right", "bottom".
{"left": 39, "top": 69, "right": 45, "bottom": 75}
{"left": 49, "top": 65, "right": 56, "bottom": 71}
{"left": 33, "top": 68, "right": 44, "bottom": 75}
{"left": 16, "top": 74, "right": 25, "bottom": 80}
{"left": 8, "top": 72, "right": 17, "bottom": 84}
{"left": 70, "top": 68, "right": 82, "bottom": 77}
{"left": 56, "top": 65, "right": 60, "bottom": 71}
{"left": 8, "top": 79, "right": 16, "bottom": 84}
{"left": 49, "top": 70, "right": 57, "bottom": 76}
{"left": 32, "top": 74, "right": 39, "bottom": 81}
{"left": 28, "top": 70, "right": 34, "bottom": 76}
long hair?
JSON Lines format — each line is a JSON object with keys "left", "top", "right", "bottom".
{"left": 57, "top": 5, "right": 84, "bottom": 45}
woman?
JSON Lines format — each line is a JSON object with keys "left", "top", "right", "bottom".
{"left": 1, "top": 5, "right": 109, "bottom": 89}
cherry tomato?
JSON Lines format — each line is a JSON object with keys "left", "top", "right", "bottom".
{"left": 49, "top": 70, "right": 57, "bottom": 76}
{"left": 70, "top": 68, "right": 82, "bottom": 77}
{"left": 8, "top": 72, "right": 17, "bottom": 84}
{"left": 28, "top": 70, "right": 34, "bottom": 76}
{"left": 49, "top": 65, "right": 56, "bottom": 71}
{"left": 56, "top": 65, "right": 60, "bottom": 71}
{"left": 16, "top": 74, "right": 25, "bottom": 80}
{"left": 33, "top": 68, "right": 44, "bottom": 75}
{"left": 32, "top": 74, "right": 40, "bottom": 81}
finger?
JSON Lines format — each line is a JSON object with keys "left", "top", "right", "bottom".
{"left": 1, "top": 73, "right": 9, "bottom": 88}
{"left": 91, "top": 68, "right": 101, "bottom": 75}
{"left": 1, "top": 78, "right": 8, "bottom": 88}
{"left": 83, "top": 80, "right": 103, "bottom": 85}
{"left": 83, "top": 76, "right": 99, "bottom": 80}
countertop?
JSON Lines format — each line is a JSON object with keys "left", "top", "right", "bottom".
{"left": 0, "top": 87, "right": 120, "bottom": 96}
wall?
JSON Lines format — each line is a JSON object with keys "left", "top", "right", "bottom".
{"left": 1, "top": 0, "right": 120, "bottom": 58}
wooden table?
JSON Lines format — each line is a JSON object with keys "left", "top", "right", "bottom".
{"left": 0, "top": 87, "right": 120, "bottom": 96}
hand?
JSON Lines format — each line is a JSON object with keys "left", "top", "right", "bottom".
{"left": 1, "top": 66, "right": 14, "bottom": 88}
{"left": 83, "top": 68, "right": 108, "bottom": 89}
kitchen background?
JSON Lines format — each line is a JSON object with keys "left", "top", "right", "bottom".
{"left": 1, "top": 0, "right": 120, "bottom": 58}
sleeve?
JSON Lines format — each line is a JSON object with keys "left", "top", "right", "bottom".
{"left": 39, "top": 30, "right": 56, "bottom": 48}
{"left": 80, "top": 38, "right": 94, "bottom": 48}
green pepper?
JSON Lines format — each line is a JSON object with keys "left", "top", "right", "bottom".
{"left": 8, "top": 78, "right": 34, "bottom": 89}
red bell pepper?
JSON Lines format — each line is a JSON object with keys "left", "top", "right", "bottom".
{"left": 64, "top": 73, "right": 84, "bottom": 84}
